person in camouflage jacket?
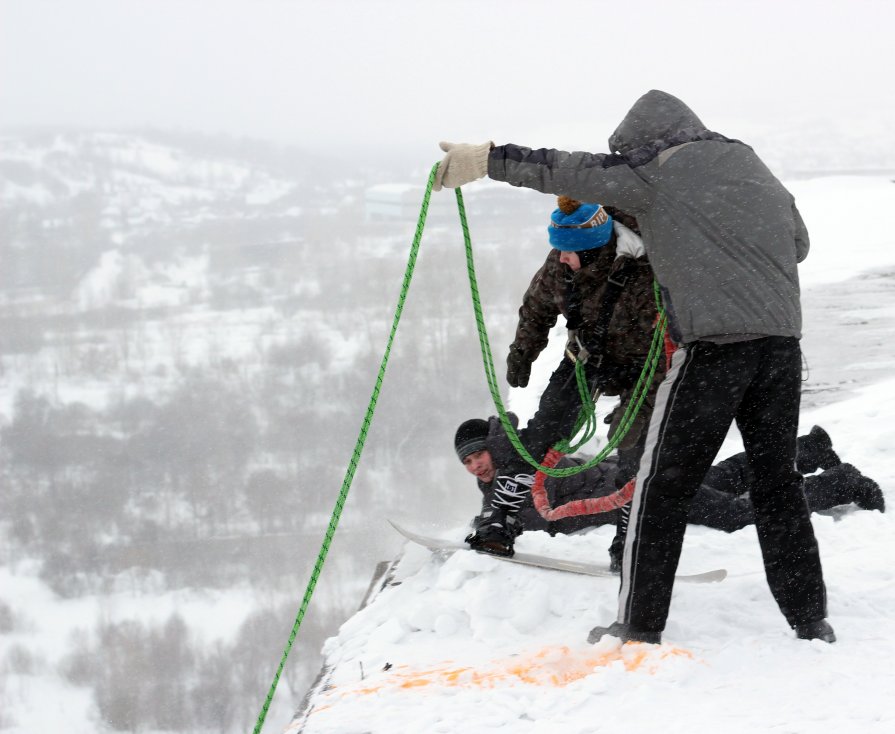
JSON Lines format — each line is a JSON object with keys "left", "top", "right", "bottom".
{"left": 518, "top": 198, "right": 663, "bottom": 568}
{"left": 507, "top": 202, "right": 659, "bottom": 397}
{"left": 466, "top": 198, "right": 665, "bottom": 567}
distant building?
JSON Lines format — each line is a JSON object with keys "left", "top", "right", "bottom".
{"left": 364, "top": 183, "right": 421, "bottom": 222}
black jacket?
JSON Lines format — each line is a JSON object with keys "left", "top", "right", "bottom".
{"left": 474, "top": 415, "right": 620, "bottom": 534}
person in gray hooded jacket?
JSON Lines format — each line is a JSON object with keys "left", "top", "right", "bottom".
{"left": 433, "top": 89, "right": 833, "bottom": 645}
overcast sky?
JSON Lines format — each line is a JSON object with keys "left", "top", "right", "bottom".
{"left": 3, "top": 0, "right": 895, "bottom": 163}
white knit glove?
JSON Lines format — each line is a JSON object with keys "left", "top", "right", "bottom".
{"left": 433, "top": 141, "right": 493, "bottom": 191}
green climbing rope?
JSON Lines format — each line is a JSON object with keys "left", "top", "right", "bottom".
{"left": 250, "top": 163, "right": 439, "bottom": 734}
{"left": 252, "top": 166, "right": 667, "bottom": 732}
{"left": 454, "top": 186, "right": 667, "bottom": 478}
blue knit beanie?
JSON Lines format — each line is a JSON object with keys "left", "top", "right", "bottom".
{"left": 548, "top": 197, "right": 614, "bottom": 252}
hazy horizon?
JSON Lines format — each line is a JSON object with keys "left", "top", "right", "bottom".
{"left": 4, "top": 0, "right": 895, "bottom": 164}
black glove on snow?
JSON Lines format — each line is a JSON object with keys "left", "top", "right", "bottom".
{"left": 465, "top": 509, "right": 521, "bottom": 557}
{"left": 506, "top": 343, "right": 533, "bottom": 388}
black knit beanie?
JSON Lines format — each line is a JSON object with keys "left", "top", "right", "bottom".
{"left": 454, "top": 418, "right": 489, "bottom": 461}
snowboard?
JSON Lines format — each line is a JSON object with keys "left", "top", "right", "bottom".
{"left": 389, "top": 520, "right": 727, "bottom": 584}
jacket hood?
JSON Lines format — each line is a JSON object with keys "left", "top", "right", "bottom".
{"left": 608, "top": 90, "right": 707, "bottom": 154}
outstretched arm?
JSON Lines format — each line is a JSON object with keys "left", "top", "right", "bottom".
{"left": 433, "top": 141, "right": 654, "bottom": 217}
{"left": 489, "top": 145, "right": 654, "bottom": 215}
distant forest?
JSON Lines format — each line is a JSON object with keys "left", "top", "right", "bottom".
{"left": 0, "top": 131, "right": 550, "bottom": 731}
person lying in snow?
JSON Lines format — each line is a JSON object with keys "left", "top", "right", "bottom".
{"left": 455, "top": 417, "right": 884, "bottom": 563}
{"left": 481, "top": 197, "right": 664, "bottom": 571}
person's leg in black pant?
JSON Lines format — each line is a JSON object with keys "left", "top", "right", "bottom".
{"left": 514, "top": 357, "right": 599, "bottom": 462}
{"left": 614, "top": 341, "right": 750, "bottom": 635}
{"left": 688, "top": 447, "right": 758, "bottom": 531}
{"left": 804, "top": 464, "right": 885, "bottom": 513}
{"left": 687, "top": 485, "right": 756, "bottom": 532}
{"left": 701, "top": 452, "right": 755, "bottom": 496}
{"left": 735, "top": 337, "right": 828, "bottom": 629}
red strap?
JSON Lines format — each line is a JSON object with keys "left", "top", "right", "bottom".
{"left": 531, "top": 448, "right": 635, "bottom": 521}
{"left": 653, "top": 315, "right": 677, "bottom": 372}
{"left": 663, "top": 325, "right": 677, "bottom": 370}
{"left": 529, "top": 313, "right": 667, "bottom": 522}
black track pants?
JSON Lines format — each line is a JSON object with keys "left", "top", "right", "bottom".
{"left": 618, "top": 337, "right": 827, "bottom": 631}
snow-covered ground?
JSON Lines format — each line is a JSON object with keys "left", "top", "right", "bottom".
{"left": 2, "top": 174, "right": 893, "bottom": 733}
{"left": 292, "top": 176, "right": 895, "bottom": 734}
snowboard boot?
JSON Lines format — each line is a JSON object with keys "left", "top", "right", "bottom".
{"left": 587, "top": 621, "right": 662, "bottom": 645}
{"left": 805, "top": 463, "right": 885, "bottom": 513}
{"left": 796, "top": 425, "right": 841, "bottom": 474}
{"left": 794, "top": 619, "right": 836, "bottom": 643}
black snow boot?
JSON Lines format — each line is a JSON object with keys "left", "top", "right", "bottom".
{"left": 796, "top": 425, "right": 841, "bottom": 474}
{"left": 847, "top": 466, "right": 885, "bottom": 512}
{"left": 587, "top": 621, "right": 661, "bottom": 645}
{"left": 805, "top": 463, "right": 885, "bottom": 513}
{"left": 794, "top": 619, "right": 836, "bottom": 643}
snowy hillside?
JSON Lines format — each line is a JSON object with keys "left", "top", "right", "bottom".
{"left": 0, "top": 132, "right": 298, "bottom": 217}
{"left": 288, "top": 175, "right": 895, "bottom": 734}
{"left": 2, "top": 130, "right": 894, "bottom": 733}
{"left": 0, "top": 131, "right": 549, "bottom": 733}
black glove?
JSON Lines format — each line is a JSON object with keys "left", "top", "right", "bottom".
{"left": 465, "top": 509, "right": 521, "bottom": 557}
{"left": 506, "top": 343, "right": 533, "bottom": 388}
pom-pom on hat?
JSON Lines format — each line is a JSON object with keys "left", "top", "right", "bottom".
{"left": 548, "top": 196, "right": 614, "bottom": 252}
{"left": 454, "top": 418, "right": 489, "bottom": 461}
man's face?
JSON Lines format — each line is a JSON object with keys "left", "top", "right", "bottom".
{"left": 462, "top": 449, "right": 496, "bottom": 483}
{"left": 559, "top": 251, "right": 582, "bottom": 271}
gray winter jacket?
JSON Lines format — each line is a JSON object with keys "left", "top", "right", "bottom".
{"left": 488, "top": 90, "right": 809, "bottom": 344}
